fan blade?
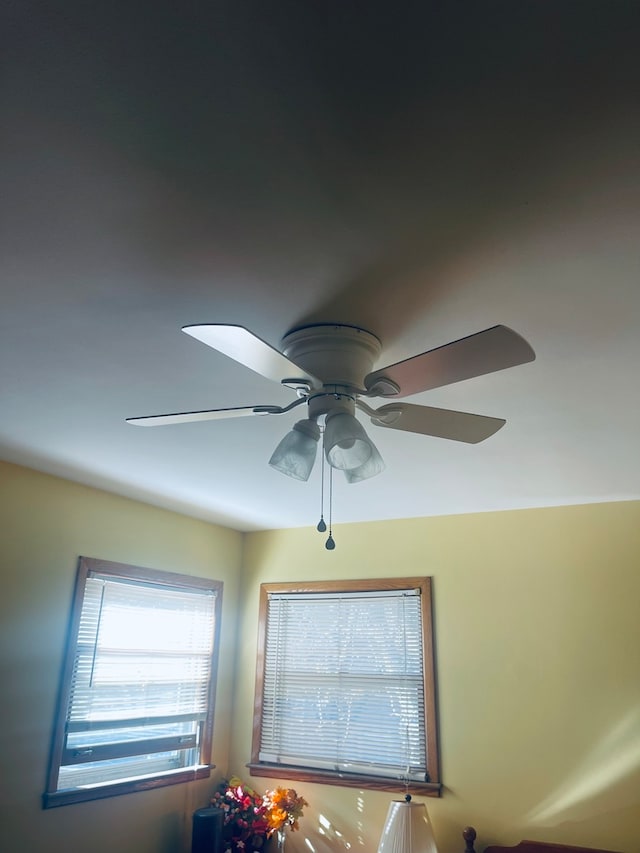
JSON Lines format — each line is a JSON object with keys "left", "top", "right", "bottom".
{"left": 365, "top": 325, "right": 535, "bottom": 397}
{"left": 127, "top": 404, "right": 286, "bottom": 427}
{"left": 182, "top": 324, "right": 320, "bottom": 387}
{"left": 369, "top": 402, "right": 505, "bottom": 443}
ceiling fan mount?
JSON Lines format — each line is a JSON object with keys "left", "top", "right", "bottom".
{"left": 280, "top": 323, "right": 383, "bottom": 394}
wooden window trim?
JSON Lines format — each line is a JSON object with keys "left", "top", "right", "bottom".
{"left": 249, "top": 576, "right": 441, "bottom": 795}
{"left": 43, "top": 557, "right": 223, "bottom": 808}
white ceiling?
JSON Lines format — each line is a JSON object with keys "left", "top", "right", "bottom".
{"left": 1, "top": 3, "right": 639, "bottom": 532}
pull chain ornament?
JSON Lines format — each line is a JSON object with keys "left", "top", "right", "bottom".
{"left": 325, "top": 465, "right": 335, "bottom": 549}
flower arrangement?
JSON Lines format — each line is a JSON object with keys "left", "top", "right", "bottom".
{"left": 263, "top": 786, "right": 308, "bottom": 834}
{"left": 211, "top": 777, "right": 307, "bottom": 853}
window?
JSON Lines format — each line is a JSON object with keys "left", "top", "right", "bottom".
{"left": 44, "top": 557, "right": 223, "bottom": 807}
{"left": 248, "top": 578, "right": 440, "bottom": 796}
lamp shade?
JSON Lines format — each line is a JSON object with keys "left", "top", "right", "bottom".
{"left": 269, "top": 419, "right": 320, "bottom": 481}
{"left": 377, "top": 800, "right": 438, "bottom": 853}
{"left": 343, "top": 437, "right": 385, "bottom": 482}
{"left": 323, "top": 411, "right": 373, "bottom": 470}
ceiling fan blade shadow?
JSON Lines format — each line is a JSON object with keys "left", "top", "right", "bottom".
{"left": 369, "top": 402, "right": 506, "bottom": 444}
{"left": 294, "top": 238, "right": 449, "bottom": 345}
{"left": 182, "top": 324, "right": 321, "bottom": 386}
{"left": 126, "top": 403, "right": 290, "bottom": 427}
{"left": 365, "top": 325, "right": 535, "bottom": 398}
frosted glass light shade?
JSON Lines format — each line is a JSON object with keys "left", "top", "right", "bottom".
{"left": 269, "top": 419, "right": 320, "bottom": 481}
{"left": 324, "top": 411, "right": 372, "bottom": 470}
{"left": 343, "top": 439, "right": 385, "bottom": 482}
{"left": 377, "top": 800, "right": 438, "bottom": 853}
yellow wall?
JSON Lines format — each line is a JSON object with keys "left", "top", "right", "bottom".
{"left": 1, "top": 458, "right": 638, "bottom": 853}
{"left": 0, "top": 461, "right": 243, "bottom": 853}
{"left": 236, "top": 502, "right": 640, "bottom": 853}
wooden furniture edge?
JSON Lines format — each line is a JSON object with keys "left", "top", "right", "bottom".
{"left": 462, "top": 827, "right": 621, "bottom": 853}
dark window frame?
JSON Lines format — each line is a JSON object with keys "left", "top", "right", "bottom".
{"left": 44, "top": 556, "right": 223, "bottom": 808}
{"left": 248, "top": 577, "right": 441, "bottom": 797}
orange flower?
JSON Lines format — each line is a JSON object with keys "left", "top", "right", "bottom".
{"left": 263, "top": 787, "right": 308, "bottom": 834}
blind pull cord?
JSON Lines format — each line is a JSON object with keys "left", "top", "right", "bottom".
{"left": 89, "top": 583, "right": 107, "bottom": 688}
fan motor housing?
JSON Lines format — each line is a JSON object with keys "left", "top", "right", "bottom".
{"left": 281, "top": 324, "right": 381, "bottom": 391}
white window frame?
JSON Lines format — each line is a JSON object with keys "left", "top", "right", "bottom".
{"left": 248, "top": 578, "right": 440, "bottom": 796}
{"left": 44, "top": 557, "right": 223, "bottom": 808}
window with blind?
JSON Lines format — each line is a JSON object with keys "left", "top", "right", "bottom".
{"left": 44, "top": 557, "right": 223, "bottom": 808}
{"left": 249, "top": 578, "right": 440, "bottom": 796}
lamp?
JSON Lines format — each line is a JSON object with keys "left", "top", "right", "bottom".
{"left": 324, "top": 409, "right": 376, "bottom": 470}
{"left": 269, "top": 396, "right": 387, "bottom": 547}
{"left": 377, "top": 796, "right": 438, "bottom": 853}
{"left": 343, "top": 439, "right": 385, "bottom": 482}
{"left": 268, "top": 419, "right": 320, "bottom": 481}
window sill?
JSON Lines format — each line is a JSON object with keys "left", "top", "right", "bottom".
{"left": 43, "top": 765, "right": 212, "bottom": 808}
{"left": 246, "top": 763, "right": 441, "bottom": 797}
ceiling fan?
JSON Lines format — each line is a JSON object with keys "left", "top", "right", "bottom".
{"left": 127, "top": 322, "right": 535, "bottom": 484}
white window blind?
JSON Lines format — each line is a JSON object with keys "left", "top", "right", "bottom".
{"left": 259, "top": 588, "right": 429, "bottom": 782}
{"left": 56, "top": 570, "right": 218, "bottom": 791}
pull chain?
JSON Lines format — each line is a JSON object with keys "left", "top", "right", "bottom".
{"left": 317, "top": 427, "right": 326, "bottom": 533}
{"left": 325, "top": 466, "right": 335, "bottom": 550}
{"left": 402, "top": 765, "right": 411, "bottom": 802}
